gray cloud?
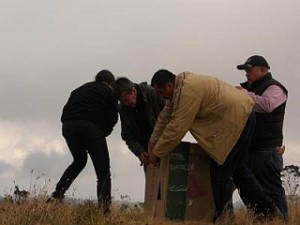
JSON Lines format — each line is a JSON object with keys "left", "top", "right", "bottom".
{"left": 0, "top": 161, "right": 13, "bottom": 175}
{"left": 0, "top": 0, "right": 299, "bottom": 200}
{"left": 21, "top": 151, "right": 68, "bottom": 178}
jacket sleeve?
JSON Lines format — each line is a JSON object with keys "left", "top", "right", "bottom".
{"left": 153, "top": 85, "right": 201, "bottom": 158}
{"left": 150, "top": 100, "right": 173, "bottom": 142}
{"left": 120, "top": 111, "right": 146, "bottom": 157}
{"left": 104, "top": 93, "right": 119, "bottom": 136}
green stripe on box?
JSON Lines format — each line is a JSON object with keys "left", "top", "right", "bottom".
{"left": 166, "top": 142, "right": 190, "bottom": 220}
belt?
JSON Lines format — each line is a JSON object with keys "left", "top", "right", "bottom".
{"left": 251, "top": 145, "right": 285, "bottom": 155}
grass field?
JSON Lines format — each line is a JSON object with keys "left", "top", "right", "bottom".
{"left": 0, "top": 196, "right": 299, "bottom": 225}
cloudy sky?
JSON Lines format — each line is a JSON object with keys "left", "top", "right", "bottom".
{"left": 1, "top": 0, "right": 299, "bottom": 202}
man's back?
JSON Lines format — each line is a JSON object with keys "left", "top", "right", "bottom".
{"left": 61, "top": 81, "right": 118, "bottom": 135}
{"left": 152, "top": 72, "right": 254, "bottom": 164}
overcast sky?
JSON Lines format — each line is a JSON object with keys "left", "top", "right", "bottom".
{"left": 1, "top": 0, "right": 299, "bottom": 202}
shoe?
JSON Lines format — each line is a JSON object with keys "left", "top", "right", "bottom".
{"left": 46, "top": 192, "right": 64, "bottom": 203}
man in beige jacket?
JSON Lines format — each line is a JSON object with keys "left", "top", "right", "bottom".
{"left": 148, "top": 69, "right": 276, "bottom": 222}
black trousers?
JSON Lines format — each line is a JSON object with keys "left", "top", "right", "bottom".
{"left": 210, "top": 111, "right": 276, "bottom": 222}
{"left": 53, "top": 120, "right": 111, "bottom": 209}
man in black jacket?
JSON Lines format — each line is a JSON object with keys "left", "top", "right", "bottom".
{"left": 236, "top": 55, "right": 288, "bottom": 220}
{"left": 113, "top": 77, "right": 164, "bottom": 170}
{"left": 50, "top": 70, "right": 118, "bottom": 214}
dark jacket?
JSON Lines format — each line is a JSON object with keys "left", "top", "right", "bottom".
{"left": 119, "top": 82, "right": 165, "bottom": 157}
{"left": 61, "top": 81, "right": 118, "bottom": 136}
{"left": 241, "top": 73, "right": 288, "bottom": 149}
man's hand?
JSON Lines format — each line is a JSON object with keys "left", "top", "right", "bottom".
{"left": 149, "top": 150, "right": 159, "bottom": 165}
{"left": 139, "top": 152, "right": 149, "bottom": 165}
{"left": 148, "top": 140, "right": 156, "bottom": 153}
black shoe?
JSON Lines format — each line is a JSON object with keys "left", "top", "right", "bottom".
{"left": 46, "top": 192, "right": 64, "bottom": 203}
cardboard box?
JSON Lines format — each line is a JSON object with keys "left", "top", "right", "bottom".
{"left": 144, "top": 142, "right": 215, "bottom": 221}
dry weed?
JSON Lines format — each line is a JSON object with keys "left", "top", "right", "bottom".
{"left": 0, "top": 198, "right": 300, "bottom": 225}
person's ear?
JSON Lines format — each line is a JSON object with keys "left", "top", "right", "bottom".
{"left": 132, "top": 87, "right": 137, "bottom": 95}
{"left": 165, "top": 82, "right": 173, "bottom": 91}
{"left": 260, "top": 67, "right": 268, "bottom": 75}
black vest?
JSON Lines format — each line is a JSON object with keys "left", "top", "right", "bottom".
{"left": 241, "top": 73, "right": 288, "bottom": 150}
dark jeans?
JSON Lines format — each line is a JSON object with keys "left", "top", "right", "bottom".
{"left": 53, "top": 120, "right": 111, "bottom": 210}
{"left": 210, "top": 111, "right": 276, "bottom": 222}
{"left": 248, "top": 147, "right": 288, "bottom": 220}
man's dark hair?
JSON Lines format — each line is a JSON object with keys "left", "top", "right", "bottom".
{"left": 113, "top": 77, "right": 135, "bottom": 99}
{"left": 95, "top": 70, "right": 115, "bottom": 86}
{"left": 151, "top": 69, "right": 176, "bottom": 88}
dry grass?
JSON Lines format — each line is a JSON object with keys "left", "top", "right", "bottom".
{"left": 0, "top": 198, "right": 299, "bottom": 225}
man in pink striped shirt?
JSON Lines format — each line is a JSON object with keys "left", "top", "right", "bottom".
{"left": 236, "top": 55, "right": 288, "bottom": 221}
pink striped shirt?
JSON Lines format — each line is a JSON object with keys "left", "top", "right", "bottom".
{"left": 242, "top": 85, "right": 287, "bottom": 113}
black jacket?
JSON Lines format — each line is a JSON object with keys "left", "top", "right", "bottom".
{"left": 61, "top": 81, "right": 118, "bottom": 136}
{"left": 241, "top": 73, "right": 288, "bottom": 149}
{"left": 119, "top": 82, "right": 165, "bottom": 157}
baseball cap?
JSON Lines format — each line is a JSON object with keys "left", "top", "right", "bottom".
{"left": 237, "top": 55, "right": 270, "bottom": 70}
